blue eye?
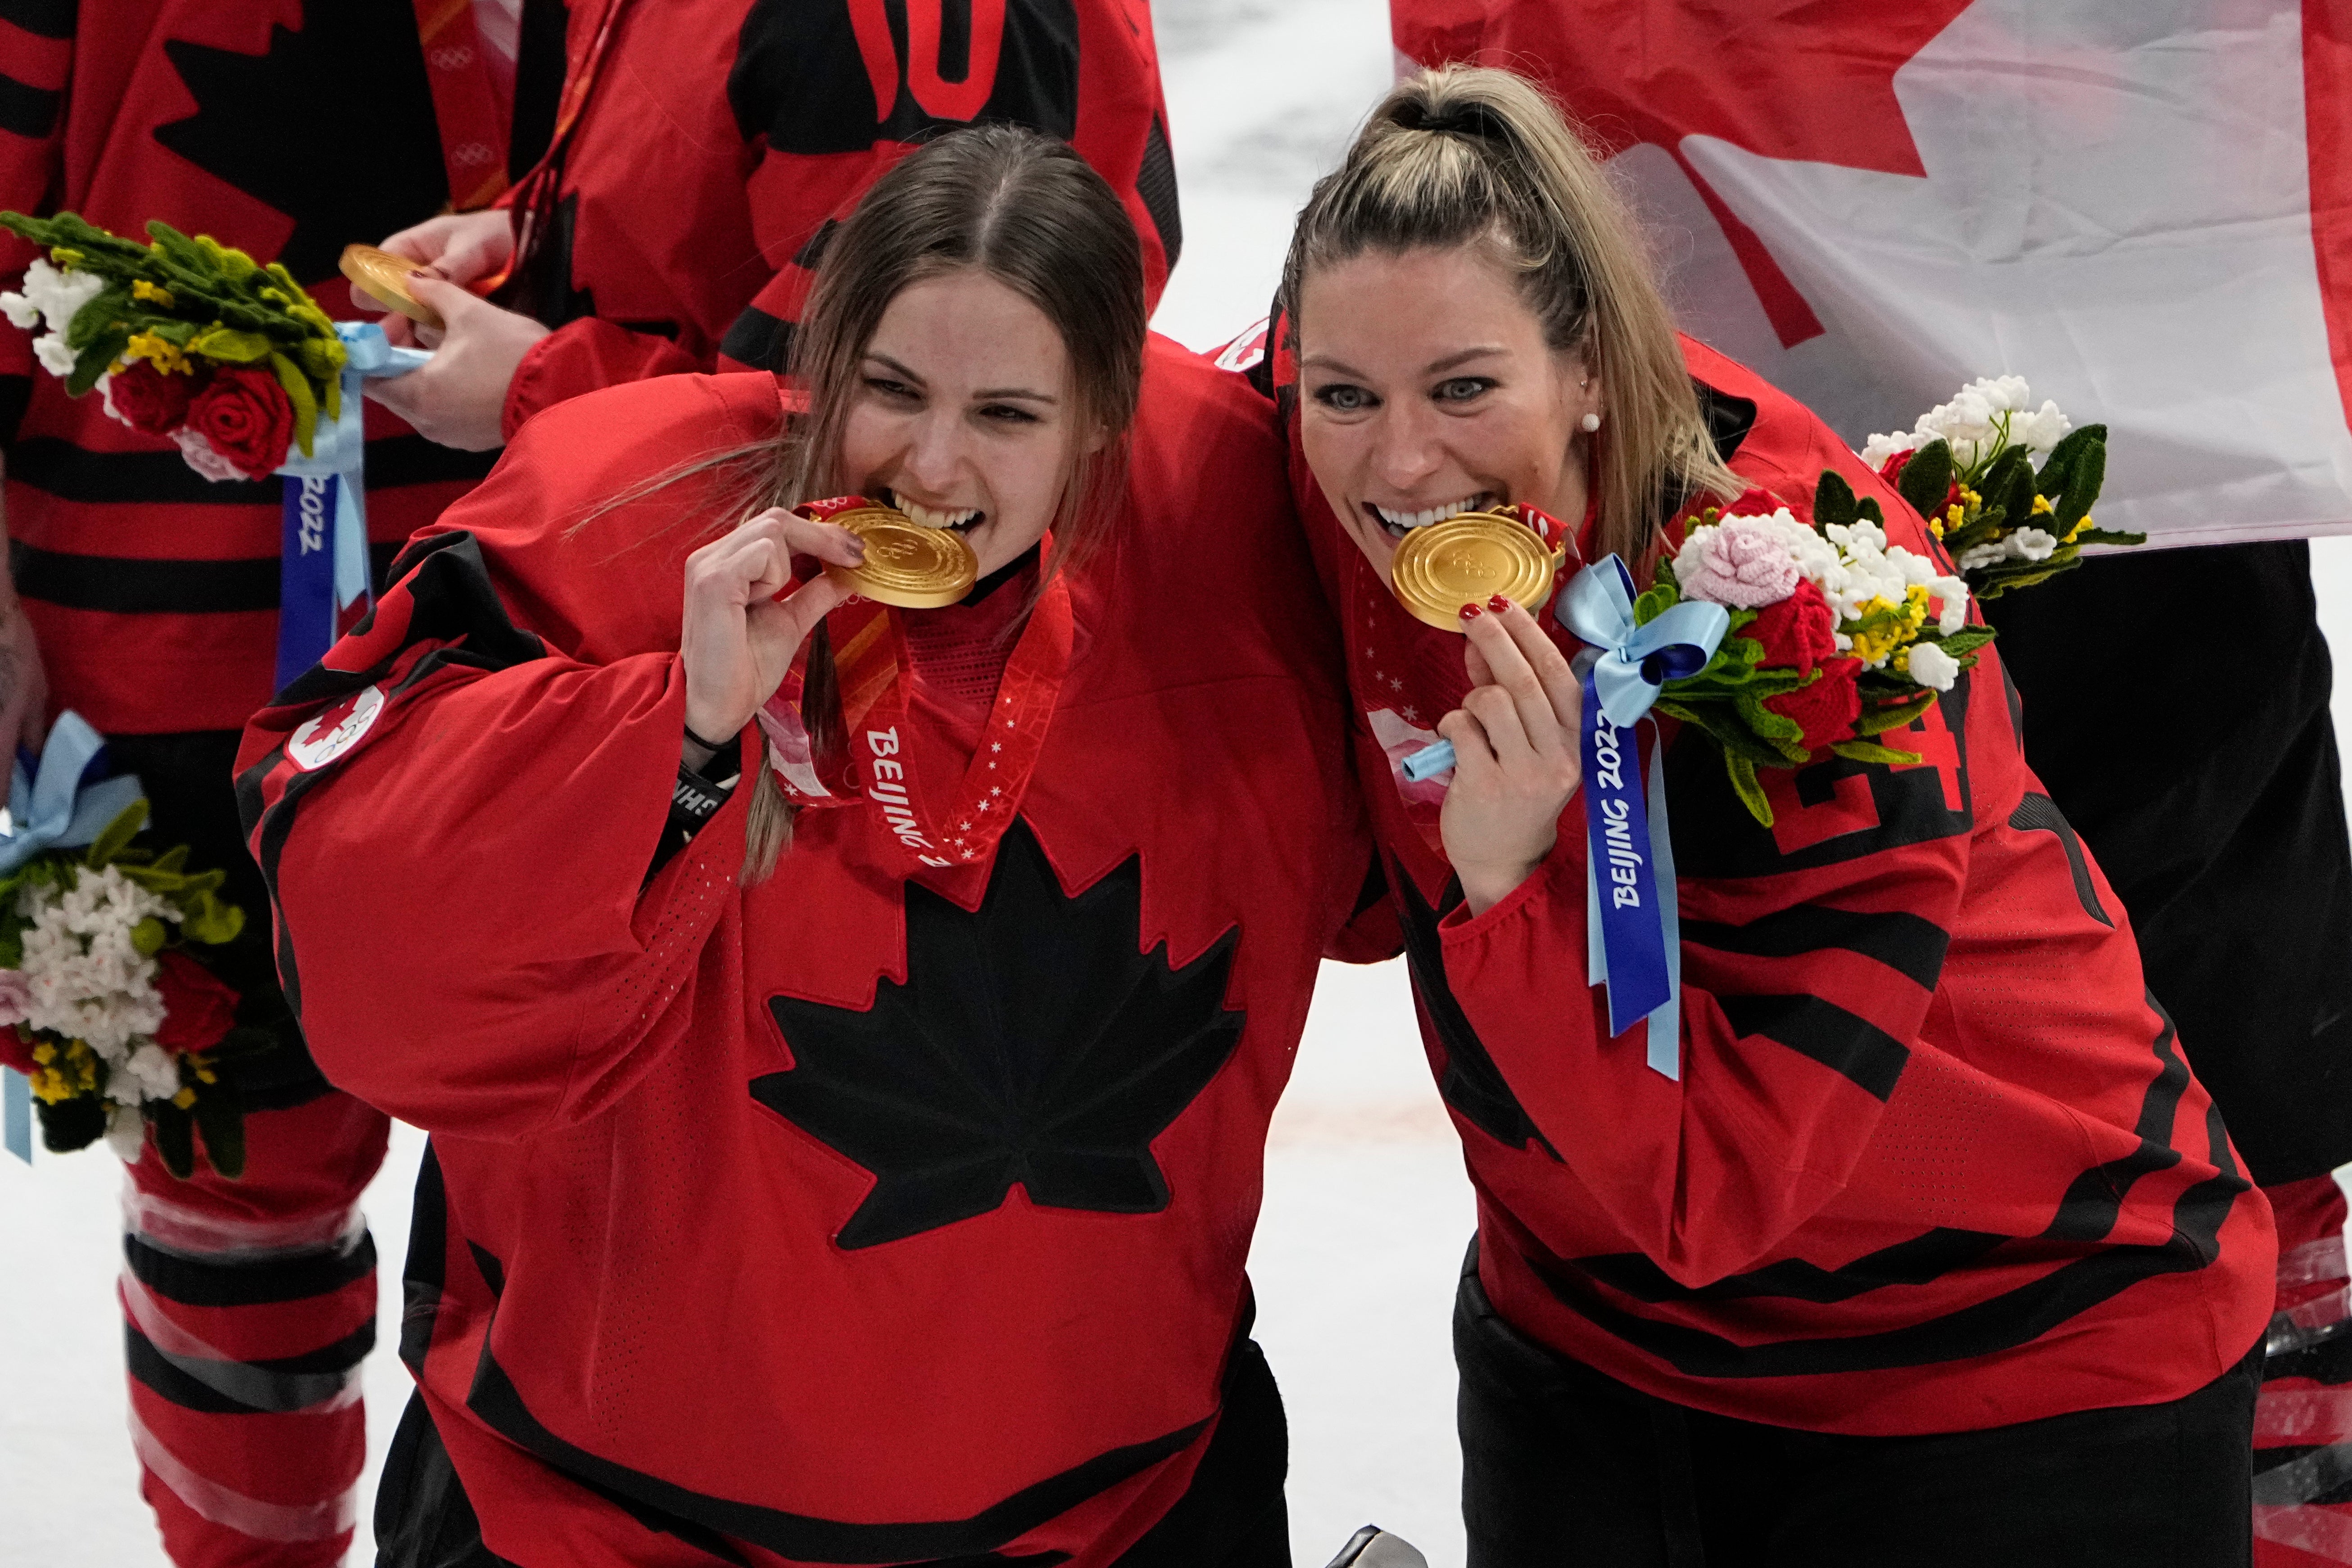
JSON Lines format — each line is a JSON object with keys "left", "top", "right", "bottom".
{"left": 1314, "top": 384, "right": 1375, "bottom": 413}
{"left": 865, "top": 378, "right": 918, "bottom": 400}
{"left": 1434, "top": 377, "right": 1493, "bottom": 403}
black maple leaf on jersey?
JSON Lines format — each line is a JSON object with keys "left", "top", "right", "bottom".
{"left": 755, "top": 820, "right": 1246, "bottom": 1250}
{"left": 1393, "top": 866, "right": 1558, "bottom": 1160}
{"left": 154, "top": 0, "right": 451, "bottom": 283}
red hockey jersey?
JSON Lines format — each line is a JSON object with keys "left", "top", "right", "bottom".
{"left": 238, "top": 340, "right": 1366, "bottom": 1564}
{"left": 1292, "top": 336, "right": 2276, "bottom": 1435}
{"left": 0, "top": 0, "right": 518, "bottom": 734}
{"left": 494, "top": 0, "right": 1179, "bottom": 440}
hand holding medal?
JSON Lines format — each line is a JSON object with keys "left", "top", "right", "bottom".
{"left": 679, "top": 507, "right": 866, "bottom": 745}
{"left": 1438, "top": 596, "right": 1586, "bottom": 915}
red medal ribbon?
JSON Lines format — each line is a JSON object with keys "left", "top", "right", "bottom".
{"left": 759, "top": 499, "right": 1073, "bottom": 877}
{"left": 412, "top": 0, "right": 514, "bottom": 210}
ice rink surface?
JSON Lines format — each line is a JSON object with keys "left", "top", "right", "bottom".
{"left": 5, "top": 0, "right": 2351, "bottom": 1562}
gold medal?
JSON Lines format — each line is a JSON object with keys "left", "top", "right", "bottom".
{"left": 823, "top": 505, "right": 981, "bottom": 609}
{"left": 1389, "top": 510, "right": 1565, "bottom": 631}
{"left": 338, "top": 244, "right": 443, "bottom": 331}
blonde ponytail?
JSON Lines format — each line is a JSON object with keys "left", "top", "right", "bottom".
{"left": 1281, "top": 65, "right": 1738, "bottom": 568}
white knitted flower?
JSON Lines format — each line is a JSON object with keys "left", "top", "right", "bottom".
{"left": 1906, "top": 642, "right": 1962, "bottom": 692}
{"left": 16, "top": 868, "right": 171, "bottom": 1060}
{"left": 9, "top": 258, "right": 103, "bottom": 334}
{"left": 32, "top": 332, "right": 76, "bottom": 376}
{"left": 104, "top": 1103, "right": 148, "bottom": 1162}
{"left": 2011, "top": 526, "right": 2059, "bottom": 562}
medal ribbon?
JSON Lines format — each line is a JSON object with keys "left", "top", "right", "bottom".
{"left": 493, "top": 0, "right": 631, "bottom": 299}
{"left": 1553, "top": 557, "right": 1728, "bottom": 1079}
{"left": 274, "top": 325, "right": 429, "bottom": 691}
{"left": 411, "top": 0, "right": 514, "bottom": 210}
{"left": 759, "top": 501, "right": 1074, "bottom": 877}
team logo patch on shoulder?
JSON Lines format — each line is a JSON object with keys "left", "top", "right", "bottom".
{"left": 287, "top": 685, "right": 385, "bottom": 772}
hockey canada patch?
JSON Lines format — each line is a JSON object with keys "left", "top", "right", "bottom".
{"left": 286, "top": 685, "right": 385, "bottom": 772}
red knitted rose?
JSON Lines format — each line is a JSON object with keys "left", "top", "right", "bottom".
{"left": 106, "top": 359, "right": 201, "bottom": 435}
{"left": 1765, "top": 655, "right": 1864, "bottom": 755}
{"left": 153, "top": 950, "right": 240, "bottom": 1055}
{"left": 186, "top": 366, "right": 295, "bottom": 480}
{"left": 1741, "top": 577, "right": 1840, "bottom": 678}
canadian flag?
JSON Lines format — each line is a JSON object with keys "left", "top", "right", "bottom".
{"left": 1394, "top": 0, "right": 2352, "bottom": 546}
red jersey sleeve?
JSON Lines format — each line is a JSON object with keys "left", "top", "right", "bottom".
{"left": 0, "top": 4, "right": 74, "bottom": 446}
{"left": 239, "top": 373, "right": 782, "bottom": 1138}
{"left": 1433, "top": 738, "right": 1968, "bottom": 1287}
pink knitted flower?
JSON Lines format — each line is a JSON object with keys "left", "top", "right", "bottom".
{"left": 0, "top": 969, "right": 30, "bottom": 1030}
{"left": 1679, "top": 517, "right": 1801, "bottom": 609}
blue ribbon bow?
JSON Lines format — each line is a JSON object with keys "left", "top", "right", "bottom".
{"left": 272, "top": 322, "right": 428, "bottom": 691}
{"left": 1392, "top": 559, "right": 1726, "bottom": 1077}
{"left": 0, "top": 711, "right": 143, "bottom": 876}
{"left": 1554, "top": 558, "right": 1727, "bottom": 1079}
{"left": 0, "top": 710, "right": 145, "bottom": 1161}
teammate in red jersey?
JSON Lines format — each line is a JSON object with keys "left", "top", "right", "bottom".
{"left": 357, "top": 0, "right": 1181, "bottom": 452}
{"left": 1268, "top": 67, "right": 2276, "bottom": 1564}
{"left": 0, "top": 4, "right": 541, "bottom": 1563}
{"left": 242, "top": 127, "right": 1365, "bottom": 1567}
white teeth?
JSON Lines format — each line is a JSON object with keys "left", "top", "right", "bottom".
{"left": 890, "top": 494, "right": 979, "bottom": 530}
{"left": 1371, "top": 495, "right": 1493, "bottom": 533}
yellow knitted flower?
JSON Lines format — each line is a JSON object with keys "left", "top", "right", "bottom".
{"left": 131, "top": 279, "right": 176, "bottom": 308}
{"left": 122, "top": 332, "right": 192, "bottom": 375}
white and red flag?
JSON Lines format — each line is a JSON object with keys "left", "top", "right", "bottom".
{"left": 1394, "top": 0, "right": 2352, "bottom": 545}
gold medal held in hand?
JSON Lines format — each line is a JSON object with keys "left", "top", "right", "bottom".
{"left": 823, "top": 505, "right": 980, "bottom": 609}
{"left": 1389, "top": 510, "right": 1565, "bottom": 631}
{"left": 338, "top": 244, "right": 443, "bottom": 330}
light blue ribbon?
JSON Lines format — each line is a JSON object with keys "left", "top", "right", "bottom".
{"left": 3, "top": 709, "right": 144, "bottom": 1163}
{"left": 1555, "top": 559, "right": 1726, "bottom": 1079}
{"left": 4, "top": 1065, "right": 27, "bottom": 1163}
{"left": 272, "top": 322, "right": 428, "bottom": 691}
{"left": 1391, "top": 559, "right": 1725, "bottom": 1078}
{"left": 0, "top": 711, "right": 143, "bottom": 876}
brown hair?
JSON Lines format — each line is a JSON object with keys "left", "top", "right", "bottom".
{"left": 1278, "top": 64, "right": 1737, "bottom": 566}
{"left": 625, "top": 124, "right": 1148, "bottom": 879}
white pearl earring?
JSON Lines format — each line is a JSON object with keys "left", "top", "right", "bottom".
{"left": 1581, "top": 412, "right": 1602, "bottom": 433}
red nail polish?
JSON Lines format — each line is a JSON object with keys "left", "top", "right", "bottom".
{"left": 1487, "top": 594, "right": 1513, "bottom": 613}
{"left": 1459, "top": 602, "right": 1484, "bottom": 621}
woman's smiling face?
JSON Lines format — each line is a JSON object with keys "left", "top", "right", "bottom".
{"left": 838, "top": 268, "right": 1094, "bottom": 578}
{"left": 1296, "top": 245, "right": 1599, "bottom": 588}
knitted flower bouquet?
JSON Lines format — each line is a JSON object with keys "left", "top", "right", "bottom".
{"left": 1631, "top": 471, "right": 1994, "bottom": 827}
{"left": 0, "top": 793, "right": 261, "bottom": 1178}
{"left": 1863, "top": 376, "right": 2140, "bottom": 598}
{"left": 0, "top": 210, "right": 347, "bottom": 481}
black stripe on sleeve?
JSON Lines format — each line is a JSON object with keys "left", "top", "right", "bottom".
{"left": 0, "top": 70, "right": 59, "bottom": 137}
{"left": 7, "top": 433, "right": 492, "bottom": 505}
{"left": 2041, "top": 997, "right": 2192, "bottom": 1243}
{"left": 1713, "top": 993, "right": 1911, "bottom": 1101}
{"left": 0, "top": 373, "right": 29, "bottom": 450}
{"left": 1137, "top": 115, "right": 1182, "bottom": 269}
{"left": 2008, "top": 792, "right": 2115, "bottom": 926}
{"left": 1682, "top": 906, "right": 1949, "bottom": 990}
{"left": 15, "top": 539, "right": 407, "bottom": 614}
{"left": 398, "top": 1142, "right": 448, "bottom": 1375}
{"left": 0, "top": 0, "right": 76, "bottom": 39}
{"left": 124, "top": 1228, "right": 376, "bottom": 1308}
{"left": 719, "top": 303, "right": 793, "bottom": 371}
{"left": 126, "top": 1319, "right": 374, "bottom": 1414}
{"left": 1528, "top": 1160, "right": 2247, "bottom": 1379}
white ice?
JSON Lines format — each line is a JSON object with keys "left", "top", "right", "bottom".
{"left": 8, "top": 2, "right": 2352, "bottom": 1564}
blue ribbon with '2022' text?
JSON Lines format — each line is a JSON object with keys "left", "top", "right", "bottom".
{"left": 273, "top": 323, "right": 427, "bottom": 691}
{"left": 1556, "top": 558, "right": 1727, "bottom": 1079}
